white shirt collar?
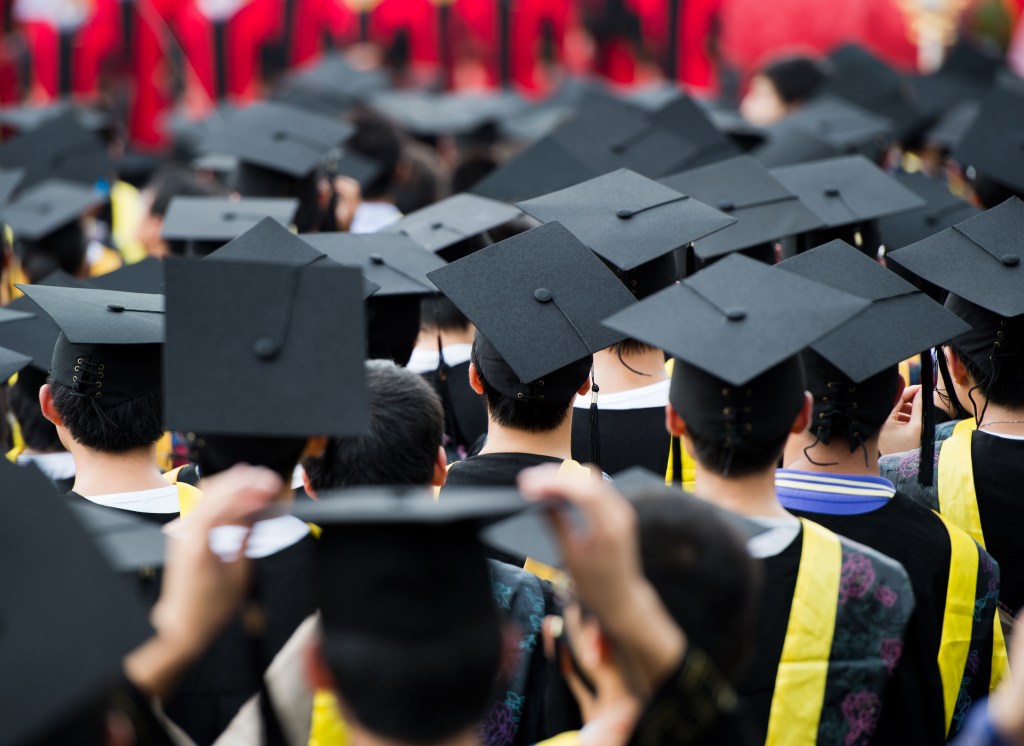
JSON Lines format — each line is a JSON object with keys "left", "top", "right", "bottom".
{"left": 207, "top": 516, "right": 311, "bottom": 560}
{"left": 79, "top": 485, "right": 181, "bottom": 514}
{"left": 405, "top": 343, "right": 474, "bottom": 374}
{"left": 573, "top": 379, "right": 670, "bottom": 411}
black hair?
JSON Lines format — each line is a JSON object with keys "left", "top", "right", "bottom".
{"left": 451, "top": 152, "right": 499, "bottom": 195}
{"left": 48, "top": 381, "right": 164, "bottom": 454}
{"left": 16, "top": 223, "right": 87, "bottom": 284}
{"left": 470, "top": 342, "right": 592, "bottom": 434}
{"left": 347, "top": 112, "right": 404, "bottom": 200}
{"left": 610, "top": 338, "right": 657, "bottom": 357}
{"left": 634, "top": 490, "right": 760, "bottom": 682}
{"left": 686, "top": 425, "right": 788, "bottom": 478}
{"left": 952, "top": 344, "right": 1024, "bottom": 410}
{"left": 761, "top": 55, "right": 829, "bottom": 105}
{"left": 147, "top": 167, "right": 227, "bottom": 218}
{"left": 193, "top": 434, "right": 308, "bottom": 481}
{"left": 9, "top": 372, "right": 64, "bottom": 453}
{"left": 303, "top": 361, "right": 444, "bottom": 490}
{"left": 802, "top": 351, "right": 901, "bottom": 451}
{"left": 393, "top": 144, "right": 441, "bottom": 215}
{"left": 323, "top": 620, "right": 502, "bottom": 744}
{"left": 419, "top": 296, "right": 470, "bottom": 333}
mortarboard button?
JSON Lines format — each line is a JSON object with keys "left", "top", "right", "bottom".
{"left": 824, "top": 185, "right": 841, "bottom": 197}
{"left": 107, "top": 304, "right": 125, "bottom": 312}
{"left": 253, "top": 337, "right": 280, "bottom": 360}
{"left": 718, "top": 201, "right": 736, "bottom": 212}
{"left": 369, "top": 253, "right": 385, "bottom": 265}
{"left": 534, "top": 288, "right": 553, "bottom": 303}
{"left": 1002, "top": 254, "right": 1020, "bottom": 266}
{"left": 616, "top": 209, "right": 633, "bottom": 219}
{"left": 726, "top": 307, "right": 746, "bottom": 321}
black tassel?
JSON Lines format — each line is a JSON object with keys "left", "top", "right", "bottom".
{"left": 919, "top": 351, "right": 936, "bottom": 487}
{"left": 589, "top": 376, "right": 601, "bottom": 469}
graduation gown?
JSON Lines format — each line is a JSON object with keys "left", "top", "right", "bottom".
{"left": 738, "top": 519, "right": 914, "bottom": 745}
{"left": 777, "top": 470, "right": 1002, "bottom": 741}
{"left": 881, "top": 419, "right": 1024, "bottom": 613}
{"left": 419, "top": 359, "right": 488, "bottom": 461}
{"left": 443, "top": 452, "right": 563, "bottom": 489}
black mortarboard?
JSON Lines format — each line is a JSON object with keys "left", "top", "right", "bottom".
{"left": 907, "top": 39, "right": 1003, "bottom": 123}
{"left": 660, "top": 155, "right": 826, "bottom": 262}
{"left": 301, "top": 232, "right": 445, "bottom": 295}
{"left": 0, "top": 112, "right": 113, "bottom": 188}
{"left": 0, "top": 307, "right": 34, "bottom": 324}
{"left": 160, "top": 196, "right": 299, "bottom": 256}
{"left": 163, "top": 256, "right": 369, "bottom": 437}
{"left": 754, "top": 96, "right": 893, "bottom": 167}
{"left": 603, "top": 254, "right": 868, "bottom": 444}
{"left": 0, "top": 102, "right": 113, "bottom": 136}
{"left": 3, "top": 179, "right": 106, "bottom": 242}
{"left": 206, "top": 216, "right": 329, "bottom": 267}
{"left": 468, "top": 136, "right": 600, "bottom": 205}
{"left": 385, "top": 193, "right": 522, "bottom": 262}
{"left": 0, "top": 460, "right": 151, "bottom": 746}
{"left": 770, "top": 155, "right": 925, "bottom": 236}
{"left": 0, "top": 167, "right": 23, "bottom": 206}
{"left": 68, "top": 502, "right": 167, "bottom": 572}
{"left": 368, "top": 91, "right": 527, "bottom": 138}
{"left": 823, "top": 45, "right": 924, "bottom": 139}
{"left": 293, "top": 487, "right": 528, "bottom": 639}
{"left": 777, "top": 239, "right": 970, "bottom": 381}
{"left": 647, "top": 94, "right": 742, "bottom": 166}
{"left": 427, "top": 222, "right": 636, "bottom": 399}
{"left": 954, "top": 74, "right": 1024, "bottom": 195}
{"left": 518, "top": 168, "right": 734, "bottom": 271}
{"left": 274, "top": 55, "right": 389, "bottom": 115}
{"left": 887, "top": 197, "right": 1024, "bottom": 320}
{"left": 87, "top": 257, "right": 166, "bottom": 294}
{"left": 877, "top": 171, "right": 980, "bottom": 252}
{"left": 0, "top": 344, "right": 31, "bottom": 380}
{"left": 923, "top": 99, "right": 979, "bottom": 152}
{"left": 200, "top": 101, "right": 354, "bottom": 180}
{"left": 16, "top": 284, "right": 165, "bottom": 409}
{"left": 0, "top": 271, "right": 92, "bottom": 371}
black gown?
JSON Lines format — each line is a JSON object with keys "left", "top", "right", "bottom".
{"left": 443, "top": 453, "right": 564, "bottom": 490}
{"left": 570, "top": 406, "right": 671, "bottom": 476}
{"left": 420, "top": 359, "right": 488, "bottom": 459}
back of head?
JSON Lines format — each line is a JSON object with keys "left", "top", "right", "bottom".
{"left": 801, "top": 350, "right": 900, "bottom": 452}
{"left": 147, "top": 167, "right": 227, "bottom": 218}
{"left": 762, "top": 55, "right": 829, "bottom": 105}
{"left": 634, "top": 489, "right": 760, "bottom": 682}
{"left": 348, "top": 111, "right": 404, "bottom": 201}
{"left": 471, "top": 333, "right": 592, "bottom": 435}
{"left": 194, "top": 434, "right": 308, "bottom": 481}
{"left": 303, "top": 360, "right": 444, "bottom": 490}
{"left": 947, "top": 294, "right": 1024, "bottom": 411}
{"left": 673, "top": 356, "right": 806, "bottom": 478}
{"left": 17, "top": 222, "right": 87, "bottom": 284}
{"left": 420, "top": 296, "right": 471, "bottom": 333}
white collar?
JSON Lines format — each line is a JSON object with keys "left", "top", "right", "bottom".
{"left": 573, "top": 379, "right": 670, "bottom": 410}
{"left": 350, "top": 202, "right": 402, "bottom": 234}
{"left": 405, "top": 343, "right": 474, "bottom": 374}
{"left": 745, "top": 515, "right": 801, "bottom": 559}
{"left": 207, "top": 516, "right": 311, "bottom": 560}
{"left": 16, "top": 451, "right": 76, "bottom": 480}
{"left": 79, "top": 485, "right": 181, "bottom": 514}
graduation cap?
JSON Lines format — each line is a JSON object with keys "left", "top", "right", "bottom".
{"left": 0, "top": 459, "right": 151, "bottom": 746}
{"left": 823, "top": 44, "right": 924, "bottom": 140}
{"left": 427, "top": 221, "right": 637, "bottom": 401}
{"left": 777, "top": 239, "right": 970, "bottom": 382}
{"left": 518, "top": 168, "right": 735, "bottom": 295}
{"left": 907, "top": 39, "right": 1003, "bottom": 123}
{"left": 87, "top": 257, "right": 166, "bottom": 294}
{"left": 292, "top": 486, "right": 530, "bottom": 641}
{"left": 922, "top": 99, "right": 979, "bottom": 152}
{"left": 200, "top": 102, "right": 355, "bottom": 181}
{"left": 160, "top": 196, "right": 300, "bottom": 256}
{"left": 385, "top": 193, "right": 522, "bottom": 262}
{"left": 877, "top": 171, "right": 980, "bottom": 252}
{"left": 603, "top": 254, "right": 868, "bottom": 444}
{"left": 0, "top": 167, "right": 24, "bottom": 206}
{"left": 954, "top": 74, "right": 1024, "bottom": 196}
{"left": 163, "top": 256, "right": 369, "bottom": 437}
{"left": 367, "top": 90, "right": 527, "bottom": 138}
{"left": 206, "top": 217, "right": 330, "bottom": 267}
{"left": 0, "top": 112, "right": 114, "bottom": 188}
{"left": 302, "top": 231, "right": 442, "bottom": 364}
{"left": 754, "top": 96, "right": 893, "bottom": 167}
{"left": 660, "top": 155, "right": 826, "bottom": 263}
{"left": 16, "top": 284, "right": 165, "bottom": 410}
{"left": 0, "top": 271, "right": 93, "bottom": 372}
{"left": 0, "top": 344, "right": 31, "bottom": 380}
{"left": 3, "top": 179, "right": 106, "bottom": 243}
{"left": 301, "top": 232, "right": 445, "bottom": 294}
{"left": 646, "top": 95, "right": 742, "bottom": 166}
{"left": 770, "top": 155, "right": 925, "bottom": 251}
{"left": 0, "top": 101, "right": 114, "bottom": 136}
{"left": 469, "top": 136, "right": 601, "bottom": 205}
{"left": 274, "top": 55, "right": 390, "bottom": 115}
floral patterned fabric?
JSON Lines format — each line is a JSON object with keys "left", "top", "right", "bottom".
{"left": 817, "top": 542, "right": 915, "bottom": 746}
{"left": 878, "top": 420, "right": 958, "bottom": 511}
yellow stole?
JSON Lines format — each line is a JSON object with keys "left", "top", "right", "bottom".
{"left": 936, "top": 419, "right": 1009, "bottom": 692}
{"left": 765, "top": 519, "right": 842, "bottom": 746}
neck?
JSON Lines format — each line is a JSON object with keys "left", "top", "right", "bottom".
{"left": 975, "top": 401, "right": 1024, "bottom": 435}
{"left": 692, "top": 462, "right": 789, "bottom": 518}
{"left": 414, "top": 326, "right": 476, "bottom": 351}
{"left": 579, "top": 671, "right": 642, "bottom": 734}
{"left": 350, "top": 727, "right": 479, "bottom": 746}
{"left": 479, "top": 409, "right": 576, "bottom": 461}
{"left": 591, "top": 347, "right": 668, "bottom": 395}
{"left": 70, "top": 444, "right": 167, "bottom": 496}
{"left": 782, "top": 432, "right": 880, "bottom": 476}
